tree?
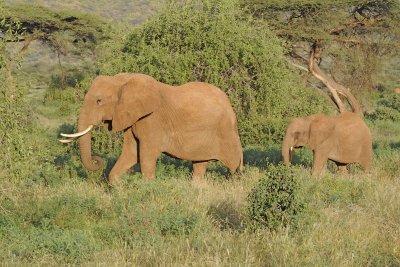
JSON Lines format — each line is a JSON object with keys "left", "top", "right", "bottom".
{"left": 0, "top": 3, "right": 111, "bottom": 84}
{"left": 243, "top": 0, "right": 400, "bottom": 111}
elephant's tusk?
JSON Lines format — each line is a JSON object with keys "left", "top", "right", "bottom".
{"left": 59, "top": 139, "right": 75, "bottom": 143}
{"left": 60, "top": 125, "right": 93, "bottom": 138}
{"left": 290, "top": 146, "right": 293, "bottom": 151}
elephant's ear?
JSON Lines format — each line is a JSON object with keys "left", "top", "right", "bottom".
{"left": 112, "top": 78, "right": 159, "bottom": 132}
{"left": 308, "top": 117, "right": 335, "bottom": 150}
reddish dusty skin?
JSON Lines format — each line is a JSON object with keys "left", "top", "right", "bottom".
{"left": 74, "top": 73, "right": 243, "bottom": 185}
{"left": 282, "top": 112, "right": 372, "bottom": 176}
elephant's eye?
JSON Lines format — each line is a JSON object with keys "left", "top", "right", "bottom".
{"left": 96, "top": 99, "right": 102, "bottom": 105}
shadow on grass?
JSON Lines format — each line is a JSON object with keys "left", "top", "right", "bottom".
{"left": 243, "top": 145, "right": 312, "bottom": 169}
{"left": 207, "top": 200, "right": 245, "bottom": 231}
{"left": 55, "top": 126, "right": 314, "bottom": 181}
{"left": 390, "top": 142, "right": 400, "bottom": 149}
{"left": 56, "top": 123, "right": 76, "bottom": 137}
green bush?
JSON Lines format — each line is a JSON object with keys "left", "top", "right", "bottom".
{"left": 366, "top": 93, "right": 400, "bottom": 121}
{"left": 247, "top": 163, "right": 304, "bottom": 231}
{"left": 100, "top": 0, "right": 328, "bottom": 145}
{"left": 379, "top": 93, "right": 400, "bottom": 111}
{"left": 366, "top": 106, "right": 400, "bottom": 121}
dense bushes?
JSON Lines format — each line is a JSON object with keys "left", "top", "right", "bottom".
{"left": 366, "top": 93, "right": 400, "bottom": 121}
{"left": 247, "top": 164, "right": 304, "bottom": 231}
{"left": 100, "top": 0, "right": 328, "bottom": 145}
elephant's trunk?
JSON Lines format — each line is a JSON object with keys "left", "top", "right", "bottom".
{"left": 78, "top": 112, "right": 103, "bottom": 171}
{"left": 282, "top": 137, "right": 293, "bottom": 166}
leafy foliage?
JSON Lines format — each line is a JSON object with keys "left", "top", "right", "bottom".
{"left": 100, "top": 0, "right": 327, "bottom": 145}
{"left": 247, "top": 164, "right": 305, "bottom": 231}
{"left": 366, "top": 93, "right": 400, "bottom": 121}
{"left": 4, "top": 3, "right": 111, "bottom": 45}
{"left": 243, "top": 0, "right": 400, "bottom": 104}
{"left": 0, "top": 1, "right": 34, "bottom": 178}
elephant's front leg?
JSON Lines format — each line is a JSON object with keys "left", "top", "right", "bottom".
{"left": 108, "top": 129, "right": 138, "bottom": 185}
{"left": 139, "top": 142, "right": 160, "bottom": 180}
{"left": 312, "top": 150, "right": 328, "bottom": 176}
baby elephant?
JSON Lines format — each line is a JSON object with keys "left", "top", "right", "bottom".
{"left": 282, "top": 112, "right": 372, "bottom": 175}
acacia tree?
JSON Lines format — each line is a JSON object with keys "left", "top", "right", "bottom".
{"left": 0, "top": 3, "right": 111, "bottom": 85}
{"left": 243, "top": 0, "right": 400, "bottom": 112}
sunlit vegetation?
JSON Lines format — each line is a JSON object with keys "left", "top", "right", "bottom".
{"left": 1, "top": 0, "right": 399, "bottom": 265}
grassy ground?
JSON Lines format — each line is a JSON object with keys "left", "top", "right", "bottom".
{"left": 1, "top": 70, "right": 399, "bottom": 266}
{"left": 1, "top": 109, "right": 399, "bottom": 265}
{"left": 1, "top": 162, "right": 399, "bottom": 265}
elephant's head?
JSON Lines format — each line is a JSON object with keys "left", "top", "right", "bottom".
{"left": 282, "top": 117, "right": 312, "bottom": 165}
{"left": 282, "top": 114, "right": 334, "bottom": 165}
{"left": 282, "top": 114, "right": 333, "bottom": 165}
{"left": 60, "top": 73, "right": 161, "bottom": 172}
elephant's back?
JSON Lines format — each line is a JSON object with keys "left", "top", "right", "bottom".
{"left": 335, "top": 112, "right": 372, "bottom": 146}
{"left": 171, "top": 82, "right": 236, "bottom": 118}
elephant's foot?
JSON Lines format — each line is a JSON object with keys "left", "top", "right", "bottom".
{"left": 139, "top": 150, "right": 159, "bottom": 180}
{"left": 108, "top": 174, "right": 122, "bottom": 186}
{"left": 143, "top": 174, "right": 156, "bottom": 180}
{"left": 140, "top": 162, "right": 157, "bottom": 180}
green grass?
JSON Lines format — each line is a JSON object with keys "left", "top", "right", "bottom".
{"left": 1, "top": 140, "right": 399, "bottom": 265}
{"left": 1, "top": 88, "right": 399, "bottom": 265}
{"left": 2, "top": 1, "right": 399, "bottom": 264}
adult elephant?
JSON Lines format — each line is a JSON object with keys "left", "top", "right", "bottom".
{"left": 281, "top": 112, "right": 372, "bottom": 176}
{"left": 60, "top": 73, "right": 243, "bottom": 184}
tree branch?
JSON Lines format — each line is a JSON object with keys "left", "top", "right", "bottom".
{"left": 308, "top": 42, "right": 363, "bottom": 116}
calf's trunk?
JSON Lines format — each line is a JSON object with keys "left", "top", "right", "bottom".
{"left": 282, "top": 137, "right": 293, "bottom": 165}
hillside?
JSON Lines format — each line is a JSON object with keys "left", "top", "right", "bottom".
{"left": 5, "top": 0, "right": 164, "bottom": 24}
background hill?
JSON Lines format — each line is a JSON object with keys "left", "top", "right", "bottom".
{"left": 6, "top": 0, "right": 164, "bottom": 24}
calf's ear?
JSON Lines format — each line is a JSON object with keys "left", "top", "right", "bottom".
{"left": 308, "top": 118, "right": 334, "bottom": 150}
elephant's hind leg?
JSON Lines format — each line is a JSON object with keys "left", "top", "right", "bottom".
{"left": 336, "top": 162, "right": 347, "bottom": 174}
{"left": 109, "top": 129, "right": 138, "bottom": 185}
{"left": 219, "top": 154, "right": 242, "bottom": 177}
{"left": 192, "top": 161, "right": 208, "bottom": 180}
{"left": 360, "top": 158, "right": 372, "bottom": 173}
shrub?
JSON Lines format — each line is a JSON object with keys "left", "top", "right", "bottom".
{"left": 247, "top": 163, "right": 304, "bottom": 231}
{"left": 366, "top": 93, "right": 400, "bottom": 121}
{"left": 99, "top": 0, "right": 328, "bottom": 145}
{"left": 366, "top": 106, "right": 400, "bottom": 121}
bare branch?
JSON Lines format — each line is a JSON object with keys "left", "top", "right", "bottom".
{"left": 286, "top": 59, "right": 309, "bottom": 72}
{"left": 308, "top": 43, "right": 346, "bottom": 113}
{"left": 308, "top": 42, "right": 363, "bottom": 116}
